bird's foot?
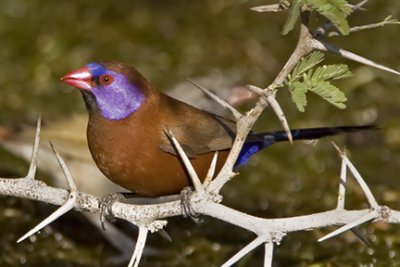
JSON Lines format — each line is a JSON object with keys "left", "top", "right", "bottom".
{"left": 180, "top": 187, "right": 200, "bottom": 223}
{"left": 99, "top": 193, "right": 125, "bottom": 231}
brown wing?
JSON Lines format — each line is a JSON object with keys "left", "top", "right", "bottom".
{"left": 159, "top": 95, "right": 236, "bottom": 158}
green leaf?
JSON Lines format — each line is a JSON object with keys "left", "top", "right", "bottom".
{"left": 308, "top": 81, "right": 347, "bottom": 109}
{"left": 282, "top": 0, "right": 304, "bottom": 35}
{"left": 288, "top": 81, "right": 308, "bottom": 112}
{"left": 287, "top": 53, "right": 350, "bottom": 111}
{"left": 305, "top": 0, "right": 352, "bottom": 35}
{"left": 290, "top": 51, "right": 325, "bottom": 82}
{"left": 310, "top": 64, "right": 352, "bottom": 81}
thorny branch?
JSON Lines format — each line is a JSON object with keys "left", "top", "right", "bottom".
{"left": 1, "top": 2, "right": 400, "bottom": 267}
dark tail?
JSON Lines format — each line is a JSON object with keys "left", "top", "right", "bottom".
{"left": 249, "top": 125, "right": 377, "bottom": 146}
{"left": 273, "top": 125, "right": 376, "bottom": 142}
{"left": 236, "top": 125, "right": 376, "bottom": 168}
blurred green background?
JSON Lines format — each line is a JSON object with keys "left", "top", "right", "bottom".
{"left": 1, "top": 0, "right": 400, "bottom": 266}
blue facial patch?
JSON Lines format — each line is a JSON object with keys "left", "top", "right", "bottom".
{"left": 86, "top": 62, "right": 146, "bottom": 120}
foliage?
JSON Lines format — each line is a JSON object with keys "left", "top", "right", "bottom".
{"left": 285, "top": 51, "right": 351, "bottom": 112}
{"left": 283, "top": 0, "right": 352, "bottom": 35}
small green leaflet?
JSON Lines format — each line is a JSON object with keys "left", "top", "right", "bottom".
{"left": 306, "top": 0, "right": 351, "bottom": 34}
{"left": 282, "top": 0, "right": 303, "bottom": 35}
{"left": 286, "top": 51, "right": 351, "bottom": 112}
{"left": 282, "top": 0, "right": 351, "bottom": 35}
{"left": 289, "top": 51, "right": 325, "bottom": 80}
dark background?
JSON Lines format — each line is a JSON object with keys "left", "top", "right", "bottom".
{"left": 1, "top": 0, "right": 400, "bottom": 266}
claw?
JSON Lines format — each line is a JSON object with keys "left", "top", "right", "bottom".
{"left": 180, "top": 187, "right": 200, "bottom": 222}
{"left": 99, "top": 193, "right": 125, "bottom": 230}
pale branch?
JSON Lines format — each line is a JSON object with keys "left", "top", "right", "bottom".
{"left": 3, "top": 120, "right": 400, "bottom": 267}
{"left": 4, "top": 172, "right": 400, "bottom": 236}
{"left": 250, "top": 4, "right": 288, "bottom": 13}
{"left": 208, "top": 14, "right": 315, "bottom": 194}
{"left": 328, "top": 16, "right": 400, "bottom": 37}
{"left": 17, "top": 142, "right": 79, "bottom": 243}
{"left": 2, "top": 137, "right": 400, "bottom": 267}
{"left": 351, "top": 0, "right": 369, "bottom": 11}
{"left": 246, "top": 84, "right": 265, "bottom": 95}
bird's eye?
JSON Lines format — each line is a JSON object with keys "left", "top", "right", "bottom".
{"left": 99, "top": 74, "right": 114, "bottom": 85}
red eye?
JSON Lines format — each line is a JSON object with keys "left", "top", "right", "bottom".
{"left": 99, "top": 74, "right": 114, "bottom": 85}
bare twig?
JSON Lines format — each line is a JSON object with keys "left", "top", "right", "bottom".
{"left": 250, "top": 3, "right": 289, "bottom": 13}
{"left": 17, "top": 142, "right": 78, "bottom": 243}
{"left": 328, "top": 16, "right": 400, "bottom": 37}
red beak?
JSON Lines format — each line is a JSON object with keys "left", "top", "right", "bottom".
{"left": 61, "top": 66, "right": 93, "bottom": 91}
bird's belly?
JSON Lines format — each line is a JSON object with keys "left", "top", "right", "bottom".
{"left": 89, "top": 136, "right": 227, "bottom": 197}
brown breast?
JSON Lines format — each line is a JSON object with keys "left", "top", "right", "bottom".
{"left": 86, "top": 92, "right": 229, "bottom": 197}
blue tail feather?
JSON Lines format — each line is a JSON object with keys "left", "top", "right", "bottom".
{"left": 233, "top": 125, "right": 375, "bottom": 169}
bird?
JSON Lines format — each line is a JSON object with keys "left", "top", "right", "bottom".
{"left": 61, "top": 61, "right": 373, "bottom": 198}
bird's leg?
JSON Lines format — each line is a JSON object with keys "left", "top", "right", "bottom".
{"left": 180, "top": 187, "right": 200, "bottom": 222}
{"left": 99, "top": 193, "right": 125, "bottom": 231}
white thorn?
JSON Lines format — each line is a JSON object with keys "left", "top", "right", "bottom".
{"left": 221, "top": 236, "right": 264, "bottom": 267}
{"left": 332, "top": 143, "right": 379, "bottom": 209}
{"left": 49, "top": 142, "right": 77, "bottom": 191}
{"left": 18, "top": 140, "right": 79, "bottom": 243}
{"left": 25, "top": 115, "right": 41, "bottom": 179}
{"left": 127, "top": 227, "right": 148, "bottom": 267}
{"left": 343, "top": 156, "right": 379, "bottom": 209}
{"left": 336, "top": 148, "right": 347, "bottom": 210}
{"left": 318, "top": 211, "right": 376, "bottom": 242}
{"left": 17, "top": 191, "right": 77, "bottom": 243}
{"left": 312, "top": 39, "right": 400, "bottom": 76}
{"left": 266, "top": 95, "right": 292, "bottom": 143}
{"left": 165, "top": 129, "right": 204, "bottom": 193}
{"left": 264, "top": 242, "right": 274, "bottom": 267}
{"left": 203, "top": 152, "right": 218, "bottom": 188}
